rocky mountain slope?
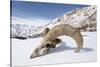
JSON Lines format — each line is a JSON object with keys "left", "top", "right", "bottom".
{"left": 11, "top": 5, "right": 97, "bottom": 39}
{"left": 47, "top": 5, "right": 96, "bottom": 31}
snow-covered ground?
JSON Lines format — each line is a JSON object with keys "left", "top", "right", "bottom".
{"left": 11, "top": 32, "right": 97, "bottom": 67}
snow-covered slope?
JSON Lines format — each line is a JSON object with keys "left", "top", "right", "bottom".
{"left": 11, "top": 6, "right": 97, "bottom": 38}
{"left": 11, "top": 24, "right": 43, "bottom": 38}
{"left": 48, "top": 5, "right": 96, "bottom": 30}
{"left": 12, "top": 32, "right": 97, "bottom": 66}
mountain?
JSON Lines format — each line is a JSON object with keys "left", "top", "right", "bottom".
{"left": 11, "top": 5, "right": 97, "bottom": 39}
{"left": 11, "top": 24, "right": 44, "bottom": 38}
{"left": 47, "top": 5, "right": 96, "bottom": 31}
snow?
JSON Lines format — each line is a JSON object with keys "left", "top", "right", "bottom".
{"left": 11, "top": 32, "right": 97, "bottom": 66}
{"left": 56, "top": 6, "right": 96, "bottom": 28}
{"left": 11, "top": 16, "right": 51, "bottom": 37}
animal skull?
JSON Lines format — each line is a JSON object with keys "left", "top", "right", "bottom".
{"left": 30, "top": 41, "right": 54, "bottom": 58}
{"left": 30, "top": 38, "right": 61, "bottom": 58}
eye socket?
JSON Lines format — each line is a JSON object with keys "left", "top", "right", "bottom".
{"left": 46, "top": 44, "right": 51, "bottom": 48}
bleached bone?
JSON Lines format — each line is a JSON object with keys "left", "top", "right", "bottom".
{"left": 30, "top": 24, "right": 83, "bottom": 58}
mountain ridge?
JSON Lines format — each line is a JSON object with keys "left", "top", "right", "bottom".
{"left": 11, "top": 5, "right": 97, "bottom": 39}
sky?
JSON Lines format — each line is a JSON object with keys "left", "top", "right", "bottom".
{"left": 11, "top": 1, "right": 89, "bottom": 26}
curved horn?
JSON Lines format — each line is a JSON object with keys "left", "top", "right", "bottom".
{"left": 44, "top": 24, "right": 83, "bottom": 52}
{"left": 71, "top": 32, "right": 83, "bottom": 52}
{"left": 42, "top": 27, "right": 50, "bottom": 37}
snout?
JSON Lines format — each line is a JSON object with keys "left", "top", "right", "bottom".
{"left": 30, "top": 54, "right": 34, "bottom": 59}
{"left": 30, "top": 52, "right": 44, "bottom": 59}
{"left": 30, "top": 47, "right": 50, "bottom": 59}
{"left": 30, "top": 54, "right": 37, "bottom": 59}
{"left": 30, "top": 49, "right": 39, "bottom": 59}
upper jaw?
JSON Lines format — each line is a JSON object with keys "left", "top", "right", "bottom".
{"left": 30, "top": 48, "right": 51, "bottom": 59}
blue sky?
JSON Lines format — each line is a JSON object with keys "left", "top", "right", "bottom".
{"left": 11, "top": 1, "right": 89, "bottom": 25}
